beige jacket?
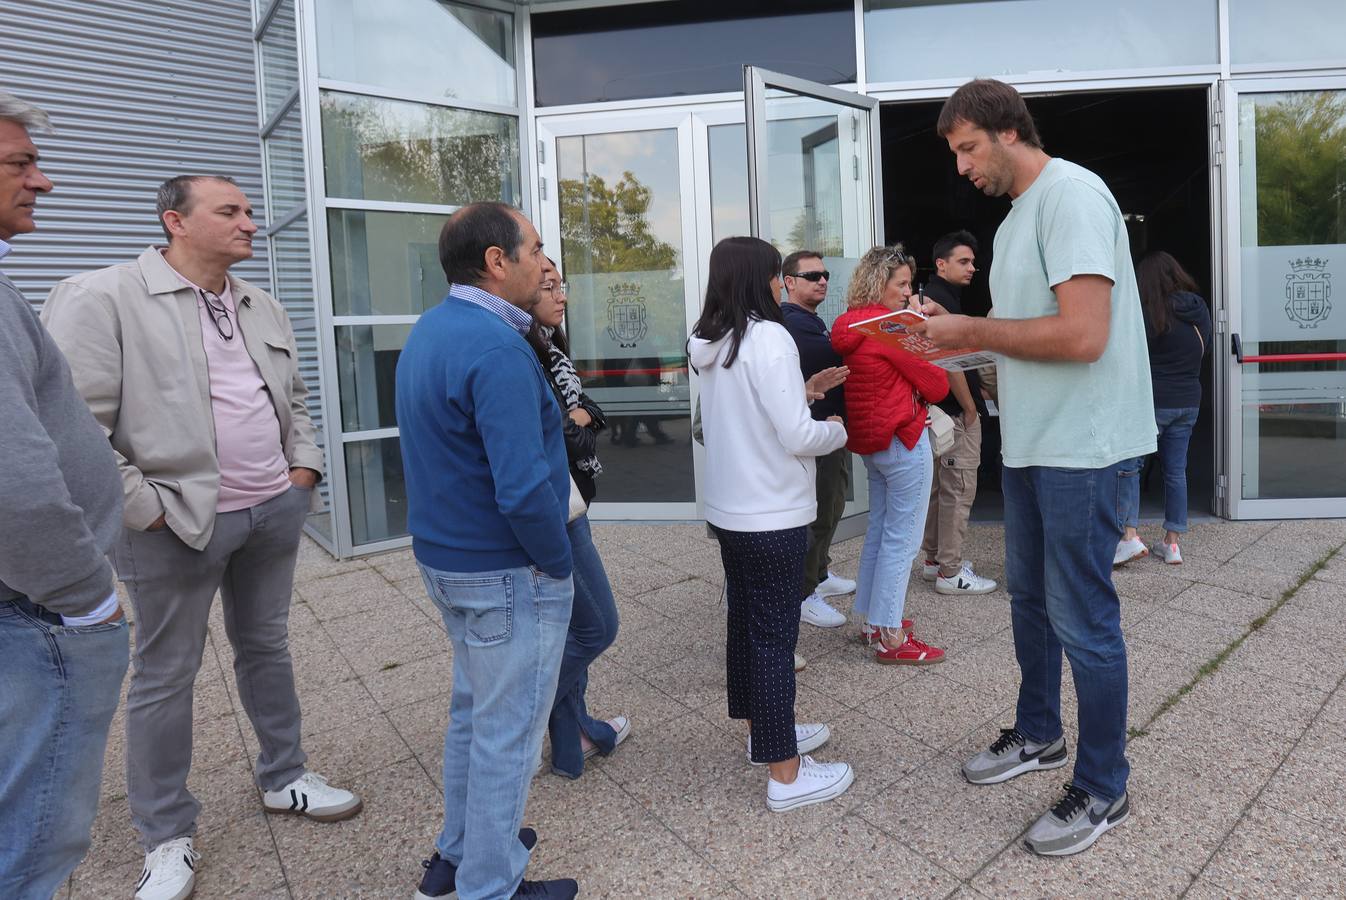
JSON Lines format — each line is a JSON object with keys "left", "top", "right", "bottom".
{"left": 41, "top": 247, "right": 325, "bottom": 550}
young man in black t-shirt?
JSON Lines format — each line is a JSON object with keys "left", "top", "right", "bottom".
{"left": 918, "top": 232, "right": 998, "bottom": 595}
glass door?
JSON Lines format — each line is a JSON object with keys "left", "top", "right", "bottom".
{"left": 537, "top": 112, "right": 702, "bottom": 519}
{"left": 1224, "top": 78, "right": 1346, "bottom": 518}
{"left": 742, "top": 67, "right": 885, "bottom": 522}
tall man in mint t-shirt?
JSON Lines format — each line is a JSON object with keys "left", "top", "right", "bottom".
{"left": 914, "top": 79, "right": 1156, "bottom": 857}
{"left": 396, "top": 203, "right": 579, "bottom": 900}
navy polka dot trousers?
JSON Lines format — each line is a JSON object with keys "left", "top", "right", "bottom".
{"left": 713, "top": 524, "right": 807, "bottom": 764}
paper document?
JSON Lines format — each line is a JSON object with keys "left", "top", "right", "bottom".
{"left": 846, "top": 308, "right": 996, "bottom": 372}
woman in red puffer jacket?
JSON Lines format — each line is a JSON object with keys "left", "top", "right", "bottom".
{"left": 832, "top": 244, "right": 950, "bottom": 666}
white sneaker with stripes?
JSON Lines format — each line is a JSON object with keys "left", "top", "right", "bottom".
{"left": 135, "top": 836, "right": 199, "bottom": 900}
{"left": 262, "top": 771, "right": 363, "bottom": 821}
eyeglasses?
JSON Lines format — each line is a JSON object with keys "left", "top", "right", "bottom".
{"left": 557, "top": 280, "right": 569, "bottom": 296}
{"left": 883, "top": 246, "right": 913, "bottom": 266}
{"left": 199, "top": 289, "right": 235, "bottom": 342}
{"left": 789, "top": 270, "right": 830, "bottom": 282}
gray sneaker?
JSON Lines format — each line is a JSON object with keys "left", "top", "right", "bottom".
{"left": 962, "top": 727, "right": 1068, "bottom": 785}
{"left": 1024, "top": 783, "right": 1130, "bottom": 856}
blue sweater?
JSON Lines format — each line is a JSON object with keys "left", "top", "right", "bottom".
{"left": 396, "top": 296, "right": 572, "bottom": 578}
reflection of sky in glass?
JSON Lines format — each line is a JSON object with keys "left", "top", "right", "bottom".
{"left": 865, "top": 0, "right": 1216, "bottom": 82}
{"left": 318, "top": 0, "right": 515, "bottom": 105}
{"left": 1229, "top": 0, "right": 1346, "bottom": 66}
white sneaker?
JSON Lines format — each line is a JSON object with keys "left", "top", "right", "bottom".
{"left": 921, "top": 558, "right": 969, "bottom": 582}
{"left": 135, "top": 836, "right": 199, "bottom": 900}
{"left": 793, "top": 652, "right": 807, "bottom": 673}
{"left": 800, "top": 593, "right": 846, "bottom": 628}
{"left": 583, "top": 715, "right": 632, "bottom": 760}
{"left": 748, "top": 722, "right": 830, "bottom": 764}
{"left": 1151, "top": 541, "right": 1183, "bottom": 565}
{"left": 815, "top": 571, "right": 856, "bottom": 597}
{"left": 935, "top": 564, "right": 998, "bottom": 595}
{"left": 766, "top": 755, "right": 855, "bottom": 812}
{"left": 1113, "top": 537, "right": 1148, "bottom": 567}
{"left": 262, "top": 772, "right": 363, "bottom": 821}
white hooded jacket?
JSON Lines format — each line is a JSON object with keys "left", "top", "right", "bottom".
{"left": 689, "top": 318, "right": 848, "bottom": 532}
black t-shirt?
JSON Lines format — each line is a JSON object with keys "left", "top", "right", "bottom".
{"left": 922, "top": 275, "right": 987, "bottom": 418}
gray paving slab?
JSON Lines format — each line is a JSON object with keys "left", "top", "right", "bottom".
{"left": 66, "top": 518, "right": 1346, "bottom": 898}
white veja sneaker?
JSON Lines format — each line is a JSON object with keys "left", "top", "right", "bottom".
{"left": 815, "top": 571, "right": 857, "bottom": 598}
{"left": 793, "top": 652, "right": 807, "bottom": 673}
{"left": 935, "top": 565, "right": 998, "bottom": 596}
{"left": 262, "top": 771, "right": 363, "bottom": 821}
{"left": 1151, "top": 541, "right": 1183, "bottom": 564}
{"left": 1113, "top": 537, "right": 1148, "bottom": 566}
{"left": 766, "top": 755, "right": 855, "bottom": 812}
{"left": 135, "top": 836, "right": 199, "bottom": 900}
{"left": 921, "top": 558, "right": 969, "bottom": 582}
{"left": 748, "top": 723, "right": 830, "bottom": 764}
{"left": 800, "top": 593, "right": 846, "bottom": 628}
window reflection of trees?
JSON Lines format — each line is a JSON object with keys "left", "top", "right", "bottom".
{"left": 320, "top": 93, "right": 519, "bottom": 206}
{"left": 1250, "top": 91, "right": 1346, "bottom": 367}
{"left": 557, "top": 171, "right": 677, "bottom": 276}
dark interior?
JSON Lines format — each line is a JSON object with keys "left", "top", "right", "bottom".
{"left": 878, "top": 87, "right": 1216, "bottom": 522}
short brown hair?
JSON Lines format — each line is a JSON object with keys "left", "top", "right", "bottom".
{"left": 937, "top": 79, "right": 1042, "bottom": 149}
{"left": 782, "top": 250, "right": 823, "bottom": 277}
{"left": 846, "top": 244, "right": 915, "bottom": 309}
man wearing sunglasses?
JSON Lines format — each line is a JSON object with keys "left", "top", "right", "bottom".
{"left": 43, "top": 175, "right": 361, "bottom": 900}
{"left": 781, "top": 251, "right": 854, "bottom": 630}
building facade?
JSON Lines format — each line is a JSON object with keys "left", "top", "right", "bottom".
{"left": 10, "top": 0, "right": 1346, "bottom": 556}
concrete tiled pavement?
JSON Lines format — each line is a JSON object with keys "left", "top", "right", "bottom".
{"left": 64, "top": 518, "right": 1346, "bottom": 898}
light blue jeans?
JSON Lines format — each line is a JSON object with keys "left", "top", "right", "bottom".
{"left": 419, "top": 562, "right": 573, "bottom": 900}
{"left": 855, "top": 431, "right": 934, "bottom": 628}
{"left": 0, "top": 598, "right": 129, "bottom": 900}
{"left": 1121, "top": 406, "right": 1200, "bottom": 534}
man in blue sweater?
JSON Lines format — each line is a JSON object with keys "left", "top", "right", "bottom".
{"left": 397, "top": 202, "right": 577, "bottom": 900}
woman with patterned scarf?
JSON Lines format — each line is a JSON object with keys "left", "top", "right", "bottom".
{"left": 524, "top": 258, "right": 630, "bottom": 778}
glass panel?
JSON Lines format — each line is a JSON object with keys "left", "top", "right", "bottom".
{"left": 320, "top": 92, "right": 520, "bottom": 206}
{"left": 1230, "top": 0, "right": 1346, "bottom": 68}
{"left": 345, "top": 436, "right": 407, "bottom": 545}
{"left": 556, "top": 129, "right": 694, "bottom": 502}
{"left": 864, "top": 0, "right": 1217, "bottom": 83}
{"left": 1237, "top": 90, "right": 1346, "bottom": 500}
{"left": 271, "top": 219, "right": 315, "bottom": 322}
{"left": 336, "top": 324, "right": 412, "bottom": 432}
{"left": 264, "top": 104, "right": 306, "bottom": 219}
{"left": 328, "top": 209, "right": 448, "bottom": 315}
{"left": 532, "top": 1, "right": 855, "bottom": 107}
{"left": 708, "top": 123, "right": 749, "bottom": 245}
{"left": 317, "top": 0, "right": 516, "bottom": 106}
{"left": 259, "top": 0, "right": 298, "bottom": 119}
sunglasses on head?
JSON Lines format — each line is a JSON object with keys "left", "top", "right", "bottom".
{"left": 790, "top": 270, "right": 829, "bottom": 282}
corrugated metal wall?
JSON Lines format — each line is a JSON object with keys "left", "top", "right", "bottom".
{"left": 5, "top": 0, "right": 271, "bottom": 298}
{"left": 6, "top": 0, "right": 332, "bottom": 539}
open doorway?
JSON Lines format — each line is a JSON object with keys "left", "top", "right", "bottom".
{"left": 879, "top": 86, "right": 1216, "bottom": 522}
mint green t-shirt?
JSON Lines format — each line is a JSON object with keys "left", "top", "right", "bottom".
{"left": 989, "top": 158, "right": 1156, "bottom": 469}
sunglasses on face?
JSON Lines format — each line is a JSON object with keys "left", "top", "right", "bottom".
{"left": 790, "top": 270, "right": 829, "bottom": 282}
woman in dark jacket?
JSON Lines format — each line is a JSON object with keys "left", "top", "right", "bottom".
{"left": 524, "top": 261, "right": 629, "bottom": 778}
{"left": 1115, "top": 252, "right": 1212, "bottom": 566}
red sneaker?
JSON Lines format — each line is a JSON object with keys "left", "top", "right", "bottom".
{"left": 859, "top": 621, "right": 912, "bottom": 646}
{"left": 874, "top": 631, "right": 945, "bottom": 665}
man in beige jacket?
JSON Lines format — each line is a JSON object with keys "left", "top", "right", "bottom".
{"left": 43, "top": 175, "right": 361, "bottom": 900}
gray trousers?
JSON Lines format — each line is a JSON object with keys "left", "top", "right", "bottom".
{"left": 114, "top": 485, "right": 310, "bottom": 850}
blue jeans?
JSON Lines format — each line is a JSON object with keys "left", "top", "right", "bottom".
{"left": 1003, "top": 462, "right": 1131, "bottom": 803}
{"left": 0, "top": 598, "right": 129, "bottom": 900}
{"left": 548, "top": 515, "right": 620, "bottom": 778}
{"left": 1121, "top": 407, "right": 1199, "bottom": 534}
{"left": 418, "top": 562, "right": 572, "bottom": 900}
{"left": 855, "top": 431, "right": 933, "bottom": 628}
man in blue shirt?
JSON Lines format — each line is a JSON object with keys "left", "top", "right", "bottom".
{"left": 916, "top": 79, "right": 1154, "bottom": 858}
{"left": 397, "top": 202, "right": 578, "bottom": 900}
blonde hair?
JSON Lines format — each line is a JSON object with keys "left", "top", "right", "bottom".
{"left": 846, "top": 243, "right": 916, "bottom": 309}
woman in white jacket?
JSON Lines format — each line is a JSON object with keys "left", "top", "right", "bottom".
{"left": 688, "top": 236, "right": 854, "bottom": 812}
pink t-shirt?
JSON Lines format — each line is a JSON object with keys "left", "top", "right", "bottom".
{"left": 167, "top": 258, "right": 292, "bottom": 512}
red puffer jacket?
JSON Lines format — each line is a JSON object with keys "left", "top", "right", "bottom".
{"left": 831, "top": 304, "right": 950, "bottom": 454}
